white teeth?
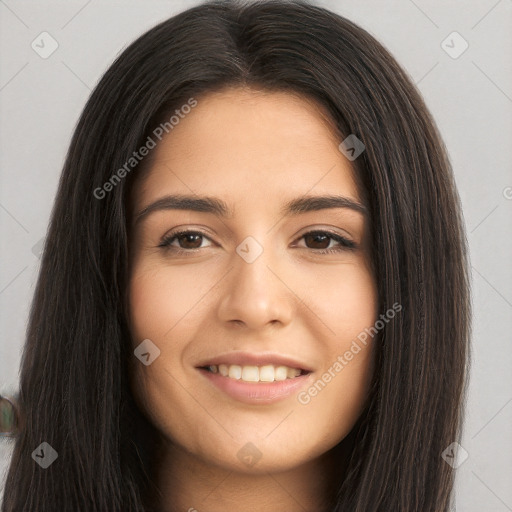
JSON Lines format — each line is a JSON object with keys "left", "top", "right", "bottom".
{"left": 206, "top": 363, "right": 304, "bottom": 382}
{"left": 228, "top": 365, "right": 242, "bottom": 380}
{"left": 274, "top": 366, "right": 288, "bottom": 381}
{"left": 241, "top": 365, "right": 259, "bottom": 382}
{"left": 259, "top": 365, "right": 275, "bottom": 382}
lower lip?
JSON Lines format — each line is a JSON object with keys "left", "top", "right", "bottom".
{"left": 198, "top": 368, "right": 313, "bottom": 405}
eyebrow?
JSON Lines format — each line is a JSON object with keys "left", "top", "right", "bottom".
{"left": 133, "top": 193, "right": 368, "bottom": 225}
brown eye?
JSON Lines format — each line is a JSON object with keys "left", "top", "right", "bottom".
{"left": 299, "top": 230, "right": 356, "bottom": 253}
{"left": 175, "top": 232, "right": 203, "bottom": 249}
{"left": 303, "top": 232, "right": 331, "bottom": 249}
{"left": 159, "top": 230, "right": 212, "bottom": 251}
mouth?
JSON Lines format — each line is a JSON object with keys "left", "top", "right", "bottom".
{"left": 195, "top": 352, "right": 314, "bottom": 404}
{"left": 200, "top": 363, "right": 311, "bottom": 383}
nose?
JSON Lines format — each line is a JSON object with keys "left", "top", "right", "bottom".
{"left": 216, "top": 239, "right": 293, "bottom": 330}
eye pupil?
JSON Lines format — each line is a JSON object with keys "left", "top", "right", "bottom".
{"left": 305, "top": 233, "right": 330, "bottom": 249}
{"left": 179, "top": 233, "right": 202, "bottom": 249}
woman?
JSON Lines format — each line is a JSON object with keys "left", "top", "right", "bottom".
{"left": 1, "top": 0, "right": 471, "bottom": 510}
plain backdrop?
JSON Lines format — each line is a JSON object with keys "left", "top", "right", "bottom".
{"left": 1, "top": 0, "right": 511, "bottom": 510}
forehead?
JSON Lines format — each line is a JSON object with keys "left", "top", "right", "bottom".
{"left": 133, "top": 87, "right": 363, "bottom": 213}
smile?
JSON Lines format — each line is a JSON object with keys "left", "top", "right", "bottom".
{"left": 203, "top": 363, "right": 308, "bottom": 382}
{"left": 196, "top": 353, "right": 314, "bottom": 404}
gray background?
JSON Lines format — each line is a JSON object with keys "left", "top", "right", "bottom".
{"left": 1, "top": 0, "right": 511, "bottom": 510}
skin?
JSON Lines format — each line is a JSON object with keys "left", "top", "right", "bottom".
{"left": 127, "top": 87, "right": 378, "bottom": 512}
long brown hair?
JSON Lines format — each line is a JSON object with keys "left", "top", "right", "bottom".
{"left": 1, "top": 1, "right": 471, "bottom": 510}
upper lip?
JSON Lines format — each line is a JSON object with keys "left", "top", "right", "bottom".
{"left": 196, "top": 351, "right": 314, "bottom": 372}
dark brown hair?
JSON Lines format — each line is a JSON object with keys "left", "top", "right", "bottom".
{"left": 1, "top": 1, "right": 471, "bottom": 510}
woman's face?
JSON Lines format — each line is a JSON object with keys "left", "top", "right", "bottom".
{"left": 127, "top": 87, "right": 378, "bottom": 474}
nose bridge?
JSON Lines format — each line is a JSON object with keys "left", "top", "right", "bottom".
{"left": 216, "top": 232, "right": 293, "bottom": 328}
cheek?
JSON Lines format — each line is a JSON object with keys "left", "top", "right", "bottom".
{"left": 128, "top": 272, "right": 162, "bottom": 345}
{"left": 303, "top": 260, "right": 378, "bottom": 340}
{"left": 128, "top": 263, "right": 201, "bottom": 344}
{"left": 127, "top": 265, "right": 208, "bottom": 446}
{"left": 296, "top": 261, "right": 377, "bottom": 428}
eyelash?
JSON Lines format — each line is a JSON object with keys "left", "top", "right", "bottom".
{"left": 157, "top": 229, "right": 357, "bottom": 255}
